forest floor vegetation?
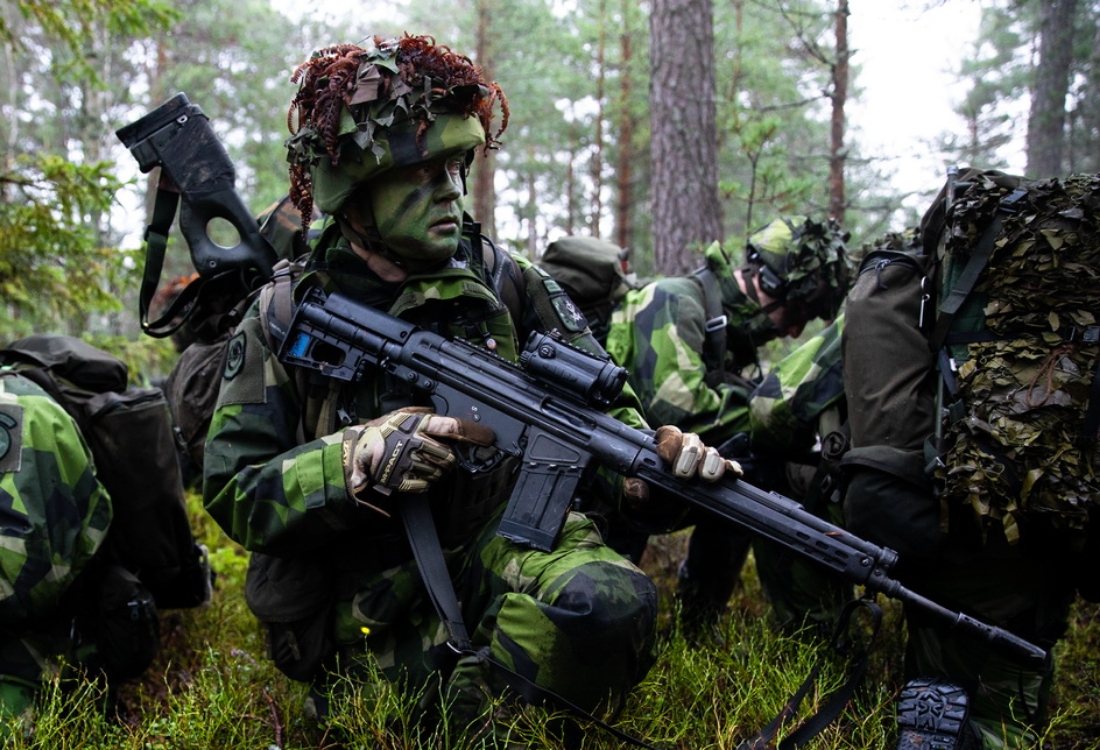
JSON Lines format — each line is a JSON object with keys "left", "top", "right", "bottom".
{"left": 5, "top": 492, "right": 1098, "bottom": 749}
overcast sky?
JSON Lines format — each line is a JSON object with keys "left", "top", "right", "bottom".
{"left": 846, "top": 0, "right": 1001, "bottom": 204}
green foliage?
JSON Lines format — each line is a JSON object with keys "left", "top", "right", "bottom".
{"left": 0, "top": 155, "right": 137, "bottom": 324}
{"left": 11, "top": 504, "right": 1099, "bottom": 749}
{"left": 1, "top": 0, "right": 178, "bottom": 79}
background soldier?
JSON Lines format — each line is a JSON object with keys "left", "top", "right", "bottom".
{"left": 604, "top": 216, "right": 853, "bottom": 632}
{"left": 0, "top": 367, "right": 112, "bottom": 735}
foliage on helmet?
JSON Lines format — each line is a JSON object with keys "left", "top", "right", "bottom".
{"left": 745, "top": 215, "right": 852, "bottom": 320}
{"left": 285, "top": 34, "right": 510, "bottom": 224}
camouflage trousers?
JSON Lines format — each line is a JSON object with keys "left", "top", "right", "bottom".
{"left": 325, "top": 510, "right": 658, "bottom": 724}
{"left": 900, "top": 523, "right": 1076, "bottom": 749}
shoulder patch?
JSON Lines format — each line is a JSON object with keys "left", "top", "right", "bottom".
{"left": 0, "top": 404, "right": 23, "bottom": 473}
{"left": 549, "top": 290, "right": 589, "bottom": 334}
{"left": 224, "top": 332, "right": 247, "bottom": 381}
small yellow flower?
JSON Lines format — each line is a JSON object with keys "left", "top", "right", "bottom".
{"left": 360, "top": 626, "right": 371, "bottom": 636}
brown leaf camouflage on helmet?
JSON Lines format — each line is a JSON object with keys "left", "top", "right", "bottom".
{"left": 285, "top": 34, "right": 509, "bottom": 221}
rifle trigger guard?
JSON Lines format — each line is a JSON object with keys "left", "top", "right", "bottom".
{"left": 455, "top": 443, "right": 507, "bottom": 474}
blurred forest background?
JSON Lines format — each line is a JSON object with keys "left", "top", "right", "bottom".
{"left": 2, "top": 0, "right": 1098, "bottom": 370}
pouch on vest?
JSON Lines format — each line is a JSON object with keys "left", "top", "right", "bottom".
{"left": 245, "top": 553, "right": 336, "bottom": 682}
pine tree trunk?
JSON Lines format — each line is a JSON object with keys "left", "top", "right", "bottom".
{"left": 1026, "top": 0, "right": 1078, "bottom": 179}
{"left": 649, "top": 0, "right": 722, "bottom": 275}
{"left": 828, "top": 0, "right": 849, "bottom": 224}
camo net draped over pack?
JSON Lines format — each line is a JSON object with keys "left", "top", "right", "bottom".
{"left": 939, "top": 173, "right": 1100, "bottom": 541}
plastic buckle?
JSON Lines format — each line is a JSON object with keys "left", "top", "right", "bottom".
{"left": 705, "top": 315, "right": 728, "bottom": 333}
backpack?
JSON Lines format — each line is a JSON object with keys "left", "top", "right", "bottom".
{"left": 0, "top": 336, "right": 213, "bottom": 622}
{"left": 161, "top": 196, "right": 318, "bottom": 485}
{"left": 538, "top": 236, "right": 639, "bottom": 343}
{"left": 842, "top": 169, "right": 1100, "bottom": 572}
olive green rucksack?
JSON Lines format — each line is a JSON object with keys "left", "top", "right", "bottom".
{"left": 538, "top": 236, "right": 639, "bottom": 344}
{"left": 0, "top": 337, "right": 213, "bottom": 640}
{"left": 0, "top": 332, "right": 214, "bottom": 673}
{"left": 841, "top": 169, "right": 1100, "bottom": 583}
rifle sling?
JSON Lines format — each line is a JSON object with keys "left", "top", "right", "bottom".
{"left": 397, "top": 495, "right": 472, "bottom": 653}
{"left": 737, "top": 598, "right": 882, "bottom": 750}
{"left": 400, "top": 492, "right": 872, "bottom": 750}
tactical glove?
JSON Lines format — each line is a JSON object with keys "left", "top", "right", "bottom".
{"left": 654, "top": 425, "right": 743, "bottom": 482}
{"left": 343, "top": 407, "right": 495, "bottom": 499}
{"left": 621, "top": 426, "right": 744, "bottom": 505}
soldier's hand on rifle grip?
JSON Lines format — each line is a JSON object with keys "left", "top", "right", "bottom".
{"left": 342, "top": 407, "right": 495, "bottom": 504}
{"left": 654, "top": 425, "right": 744, "bottom": 482}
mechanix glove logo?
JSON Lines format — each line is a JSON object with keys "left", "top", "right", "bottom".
{"left": 224, "top": 332, "right": 246, "bottom": 380}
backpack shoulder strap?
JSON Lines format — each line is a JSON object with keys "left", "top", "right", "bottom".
{"left": 690, "top": 266, "right": 729, "bottom": 382}
{"left": 470, "top": 221, "right": 524, "bottom": 325}
{"left": 258, "top": 256, "right": 308, "bottom": 353}
{"left": 929, "top": 187, "right": 1029, "bottom": 351}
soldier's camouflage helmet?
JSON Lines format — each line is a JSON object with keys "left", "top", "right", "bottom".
{"left": 285, "top": 34, "right": 508, "bottom": 218}
{"left": 745, "top": 216, "right": 852, "bottom": 320}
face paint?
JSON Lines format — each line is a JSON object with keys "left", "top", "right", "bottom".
{"left": 367, "top": 155, "right": 466, "bottom": 264}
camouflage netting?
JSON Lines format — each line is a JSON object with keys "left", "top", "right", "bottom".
{"left": 938, "top": 173, "right": 1100, "bottom": 541}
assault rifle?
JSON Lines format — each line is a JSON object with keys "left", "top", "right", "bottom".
{"left": 279, "top": 286, "right": 1049, "bottom": 670}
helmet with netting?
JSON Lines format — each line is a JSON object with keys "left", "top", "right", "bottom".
{"left": 744, "top": 215, "right": 852, "bottom": 320}
{"left": 285, "top": 34, "right": 509, "bottom": 223}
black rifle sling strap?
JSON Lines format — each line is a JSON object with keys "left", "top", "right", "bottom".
{"left": 398, "top": 495, "right": 473, "bottom": 653}
{"left": 139, "top": 182, "right": 204, "bottom": 337}
{"left": 737, "top": 598, "right": 883, "bottom": 750}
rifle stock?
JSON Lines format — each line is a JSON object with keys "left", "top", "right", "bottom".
{"left": 279, "top": 287, "right": 1049, "bottom": 670}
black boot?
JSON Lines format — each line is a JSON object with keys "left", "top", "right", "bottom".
{"left": 895, "top": 678, "right": 979, "bottom": 750}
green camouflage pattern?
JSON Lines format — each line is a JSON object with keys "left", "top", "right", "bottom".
{"left": 605, "top": 268, "right": 757, "bottom": 443}
{"left": 203, "top": 226, "right": 656, "bottom": 720}
{"left": 748, "top": 315, "right": 846, "bottom": 454}
{"left": 746, "top": 216, "right": 852, "bottom": 319}
{"left": 330, "top": 509, "right": 656, "bottom": 721}
{"left": 604, "top": 244, "right": 851, "bottom": 629}
{"left": 0, "top": 371, "right": 112, "bottom": 722}
{"left": 285, "top": 38, "right": 489, "bottom": 214}
{"left": 935, "top": 173, "right": 1100, "bottom": 540}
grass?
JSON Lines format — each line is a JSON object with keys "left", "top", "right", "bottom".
{"left": 6, "top": 493, "right": 1099, "bottom": 749}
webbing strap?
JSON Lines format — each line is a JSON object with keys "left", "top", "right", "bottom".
{"left": 691, "top": 267, "right": 728, "bottom": 382}
{"left": 398, "top": 495, "right": 472, "bottom": 652}
{"left": 929, "top": 187, "right": 1028, "bottom": 353}
{"left": 138, "top": 184, "right": 203, "bottom": 338}
{"left": 737, "top": 598, "right": 883, "bottom": 750}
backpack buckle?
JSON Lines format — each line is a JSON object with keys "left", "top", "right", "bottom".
{"left": 705, "top": 315, "right": 728, "bottom": 333}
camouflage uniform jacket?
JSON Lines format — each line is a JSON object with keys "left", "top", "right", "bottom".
{"left": 0, "top": 370, "right": 112, "bottom": 718}
{"left": 605, "top": 242, "right": 763, "bottom": 445}
{"left": 605, "top": 242, "right": 845, "bottom": 453}
{"left": 204, "top": 219, "right": 643, "bottom": 554}
{"left": 202, "top": 221, "right": 655, "bottom": 698}
{"left": 748, "top": 315, "right": 845, "bottom": 454}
